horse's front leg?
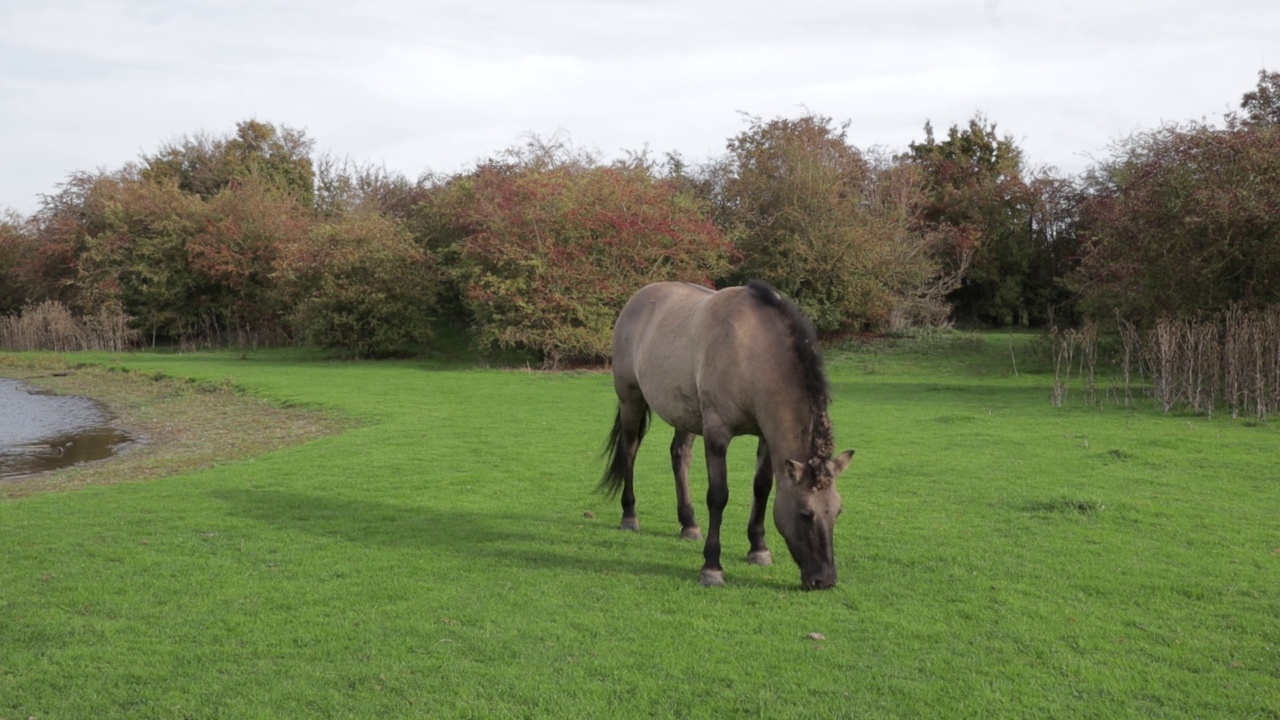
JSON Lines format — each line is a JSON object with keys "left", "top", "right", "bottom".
{"left": 745, "top": 439, "right": 773, "bottom": 566}
{"left": 699, "top": 432, "right": 731, "bottom": 586}
{"left": 671, "top": 430, "right": 702, "bottom": 540}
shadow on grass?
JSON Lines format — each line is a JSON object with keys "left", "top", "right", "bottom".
{"left": 211, "top": 488, "right": 796, "bottom": 590}
{"left": 1020, "top": 497, "right": 1107, "bottom": 517}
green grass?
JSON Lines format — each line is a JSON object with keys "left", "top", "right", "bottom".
{"left": 2, "top": 335, "right": 1278, "bottom": 718}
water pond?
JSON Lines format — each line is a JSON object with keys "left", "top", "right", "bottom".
{"left": 0, "top": 377, "right": 134, "bottom": 481}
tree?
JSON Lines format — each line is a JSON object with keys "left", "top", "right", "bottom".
{"left": 0, "top": 210, "right": 40, "bottom": 314}
{"left": 1232, "top": 68, "right": 1280, "bottom": 128}
{"left": 27, "top": 171, "right": 123, "bottom": 311}
{"left": 313, "top": 155, "right": 428, "bottom": 220}
{"left": 275, "top": 209, "right": 440, "bottom": 357}
{"left": 907, "top": 116, "right": 1040, "bottom": 325}
{"left": 1023, "top": 171, "right": 1082, "bottom": 324}
{"left": 1072, "top": 119, "right": 1280, "bottom": 321}
{"left": 142, "top": 120, "right": 316, "bottom": 206}
{"left": 72, "top": 173, "right": 206, "bottom": 341}
{"left": 37, "top": 167, "right": 312, "bottom": 345}
{"left": 713, "top": 113, "right": 949, "bottom": 332}
{"left": 435, "top": 138, "right": 734, "bottom": 366}
{"left": 187, "top": 178, "right": 311, "bottom": 344}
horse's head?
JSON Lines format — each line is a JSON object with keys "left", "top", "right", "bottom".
{"left": 775, "top": 449, "right": 854, "bottom": 590}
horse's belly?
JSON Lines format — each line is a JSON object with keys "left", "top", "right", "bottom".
{"left": 652, "top": 403, "right": 703, "bottom": 435}
{"left": 642, "top": 383, "right": 704, "bottom": 435}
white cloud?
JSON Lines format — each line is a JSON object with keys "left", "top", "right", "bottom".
{"left": 1, "top": 0, "right": 1277, "bottom": 213}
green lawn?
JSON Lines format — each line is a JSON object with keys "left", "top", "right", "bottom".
{"left": 2, "top": 335, "right": 1277, "bottom": 718}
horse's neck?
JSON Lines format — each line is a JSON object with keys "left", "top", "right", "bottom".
{"left": 762, "top": 405, "right": 830, "bottom": 463}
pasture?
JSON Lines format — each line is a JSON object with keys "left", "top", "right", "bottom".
{"left": 1, "top": 335, "right": 1277, "bottom": 718}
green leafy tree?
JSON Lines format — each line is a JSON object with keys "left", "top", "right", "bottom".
{"left": 713, "top": 114, "right": 948, "bottom": 332}
{"left": 73, "top": 174, "right": 206, "bottom": 342}
{"left": 907, "top": 116, "right": 1040, "bottom": 325}
{"left": 275, "top": 210, "right": 440, "bottom": 357}
{"left": 143, "top": 120, "right": 316, "bottom": 206}
{"left": 1232, "top": 69, "right": 1280, "bottom": 128}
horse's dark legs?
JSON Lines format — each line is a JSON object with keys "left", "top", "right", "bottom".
{"left": 699, "top": 434, "right": 731, "bottom": 586}
{"left": 670, "top": 431, "right": 702, "bottom": 540}
{"left": 617, "top": 399, "right": 648, "bottom": 531}
{"left": 746, "top": 440, "right": 773, "bottom": 566}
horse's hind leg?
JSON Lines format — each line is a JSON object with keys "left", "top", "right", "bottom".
{"left": 671, "top": 431, "right": 702, "bottom": 540}
{"left": 617, "top": 398, "right": 649, "bottom": 531}
{"left": 746, "top": 439, "right": 773, "bottom": 566}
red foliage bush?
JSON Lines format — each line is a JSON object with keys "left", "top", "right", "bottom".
{"left": 444, "top": 160, "right": 733, "bottom": 365}
{"left": 1074, "top": 122, "right": 1280, "bottom": 321}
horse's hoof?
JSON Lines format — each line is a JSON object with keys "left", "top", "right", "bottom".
{"left": 699, "top": 568, "right": 725, "bottom": 586}
{"left": 620, "top": 518, "right": 640, "bottom": 532}
{"left": 679, "top": 526, "right": 703, "bottom": 541}
{"left": 747, "top": 550, "right": 773, "bottom": 566}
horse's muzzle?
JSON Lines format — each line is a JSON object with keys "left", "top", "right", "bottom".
{"left": 802, "top": 570, "right": 837, "bottom": 590}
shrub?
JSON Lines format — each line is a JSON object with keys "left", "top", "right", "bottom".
{"left": 187, "top": 178, "right": 310, "bottom": 346}
{"left": 712, "top": 114, "right": 951, "bottom": 333}
{"left": 0, "top": 211, "right": 41, "bottom": 315}
{"left": 275, "top": 211, "right": 440, "bottom": 357}
{"left": 1073, "top": 104, "right": 1280, "bottom": 322}
{"left": 440, "top": 144, "right": 733, "bottom": 366}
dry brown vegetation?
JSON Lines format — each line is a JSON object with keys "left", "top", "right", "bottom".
{"left": 0, "top": 301, "right": 139, "bottom": 352}
{"left": 1050, "top": 305, "right": 1280, "bottom": 420}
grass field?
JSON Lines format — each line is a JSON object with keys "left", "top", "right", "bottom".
{"left": 1, "top": 335, "right": 1277, "bottom": 718}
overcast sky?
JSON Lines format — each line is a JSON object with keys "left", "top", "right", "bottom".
{"left": 2, "top": 0, "right": 1276, "bottom": 215}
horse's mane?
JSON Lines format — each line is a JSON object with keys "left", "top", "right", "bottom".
{"left": 744, "top": 281, "right": 836, "bottom": 466}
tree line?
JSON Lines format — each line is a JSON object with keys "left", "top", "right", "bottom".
{"left": 1, "top": 71, "right": 1278, "bottom": 363}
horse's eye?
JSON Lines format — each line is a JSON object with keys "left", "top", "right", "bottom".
{"left": 799, "top": 509, "right": 815, "bottom": 522}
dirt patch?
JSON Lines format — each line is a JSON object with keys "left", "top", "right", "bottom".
{"left": 0, "top": 356, "right": 354, "bottom": 500}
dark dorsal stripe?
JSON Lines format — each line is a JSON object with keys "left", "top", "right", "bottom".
{"left": 744, "top": 280, "right": 835, "bottom": 463}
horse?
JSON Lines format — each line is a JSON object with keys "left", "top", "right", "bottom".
{"left": 600, "top": 280, "right": 854, "bottom": 589}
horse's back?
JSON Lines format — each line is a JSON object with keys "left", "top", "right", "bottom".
{"left": 612, "top": 282, "right": 716, "bottom": 431}
{"left": 613, "top": 282, "right": 714, "bottom": 356}
{"left": 613, "top": 282, "right": 776, "bottom": 436}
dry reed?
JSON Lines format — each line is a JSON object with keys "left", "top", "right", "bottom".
{"left": 1054, "top": 305, "right": 1280, "bottom": 421}
{"left": 0, "top": 301, "right": 139, "bottom": 352}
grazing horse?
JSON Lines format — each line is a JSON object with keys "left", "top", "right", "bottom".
{"left": 601, "top": 280, "right": 854, "bottom": 589}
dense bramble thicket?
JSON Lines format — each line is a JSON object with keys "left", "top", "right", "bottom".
{"left": 1, "top": 71, "right": 1277, "bottom": 361}
{"left": 1072, "top": 118, "right": 1280, "bottom": 321}
{"left": 418, "top": 140, "right": 733, "bottom": 366}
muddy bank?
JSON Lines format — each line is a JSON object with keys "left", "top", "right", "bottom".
{"left": 0, "top": 358, "right": 353, "bottom": 500}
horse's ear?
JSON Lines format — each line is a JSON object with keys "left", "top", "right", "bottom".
{"left": 831, "top": 449, "right": 855, "bottom": 476}
{"left": 784, "top": 459, "right": 806, "bottom": 485}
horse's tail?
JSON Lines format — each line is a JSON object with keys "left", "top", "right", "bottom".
{"left": 598, "top": 404, "right": 649, "bottom": 496}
